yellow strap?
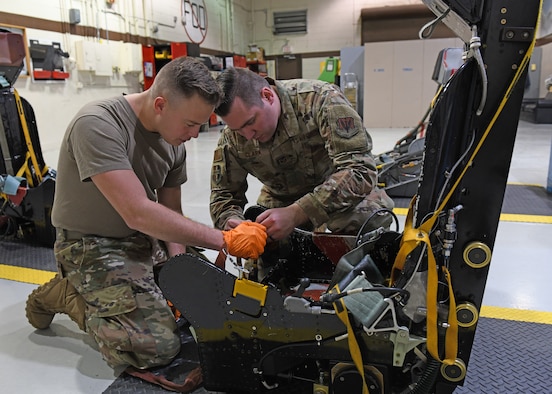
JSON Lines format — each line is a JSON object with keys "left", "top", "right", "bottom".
{"left": 389, "top": 197, "right": 458, "bottom": 364}
{"left": 15, "top": 153, "right": 28, "bottom": 178}
{"left": 425, "top": 240, "right": 458, "bottom": 364}
{"left": 15, "top": 152, "right": 34, "bottom": 187}
{"left": 13, "top": 89, "right": 46, "bottom": 186}
{"left": 389, "top": 196, "right": 417, "bottom": 282}
{"left": 332, "top": 286, "right": 369, "bottom": 394}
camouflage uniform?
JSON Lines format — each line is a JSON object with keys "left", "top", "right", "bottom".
{"left": 210, "top": 79, "right": 394, "bottom": 234}
{"left": 55, "top": 230, "right": 180, "bottom": 369}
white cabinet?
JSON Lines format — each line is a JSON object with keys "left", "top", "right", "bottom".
{"left": 363, "top": 42, "right": 394, "bottom": 127}
{"left": 363, "top": 38, "right": 463, "bottom": 128}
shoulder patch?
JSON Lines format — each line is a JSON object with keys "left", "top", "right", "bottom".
{"left": 335, "top": 117, "right": 360, "bottom": 139}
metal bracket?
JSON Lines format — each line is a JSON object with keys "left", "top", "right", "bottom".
{"left": 389, "top": 327, "right": 427, "bottom": 367}
{"left": 422, "top": 0, "right": 473, "bottom": 43}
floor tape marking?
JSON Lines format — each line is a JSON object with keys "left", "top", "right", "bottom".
{"left": 0, "top": 264, "right": 56, "bottom": 285}
{"left": 480, "top": 305, "right": 552, "bottom": 325}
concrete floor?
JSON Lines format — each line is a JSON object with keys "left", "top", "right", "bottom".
{"left": 0, "top": 120, "right": 551, "bottom": 393}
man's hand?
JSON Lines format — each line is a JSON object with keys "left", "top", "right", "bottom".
{"left": 222, "top": 222, "right": 267, "bottom": 259}
{"left": 256, "top": 204, "right": 308, "bottom": 241}
{"left": 224, "top": 217, "right": 244, "bottom": 230}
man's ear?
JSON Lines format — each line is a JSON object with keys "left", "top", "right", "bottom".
{"left": 260, "top": 86, "right": 275, "bottom": 104}
{"left": 153, "top": 96, "right": 167, "bottom": 114}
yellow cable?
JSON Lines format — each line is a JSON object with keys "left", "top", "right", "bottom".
{"left": 431, "top": 84, "right": 444, "bottom": 109}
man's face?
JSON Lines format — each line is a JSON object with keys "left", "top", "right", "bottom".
{"left": 156, "top": 93, "right": 213, "bottom": 146}
{"left": 221, "top": 87, "right": 279, "bottom": 143}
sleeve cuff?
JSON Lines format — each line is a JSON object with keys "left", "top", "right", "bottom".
{"left": 217, "top": 210, "right": 245, "bottom": 230}
{"left": 295, "top": 194, "right": 330, "bottom": 228}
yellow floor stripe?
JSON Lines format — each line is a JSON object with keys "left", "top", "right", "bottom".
{"left": 0, "top": 264, "right": 56, "bottom": 285}
{"left": 480, "top": 305, "right": 552, "bottom": 325}
{"left": 499, "top": 213, "right": 552, "bottom": 223}
{"left": 507, "top": 182, "right": 543, "bottom": 187}
{"left": 392, "top": 208, "right": 552, "bottom": 224}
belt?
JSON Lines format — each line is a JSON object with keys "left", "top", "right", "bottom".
{"left": 56, "top": 228, "right": 87, "bottom": 241}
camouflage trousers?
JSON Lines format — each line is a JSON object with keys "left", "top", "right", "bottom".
{"left": 54, "top": 232, "right": 180, "bottom": 369}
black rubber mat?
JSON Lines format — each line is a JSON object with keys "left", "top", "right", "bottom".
{"left": 0, "top": 237, "right": 56, "bottom": 271}
{"left": 104, "top": 374, "right": 217, "bottom": 394}
{"left": 501, "top": 184, "right": 552, "bottom": 216}
{"left": 456, "top": 317, "right": 552, "bottom": 393}
{"left": 393, "top": 183, "right": 552, "bottom": 216}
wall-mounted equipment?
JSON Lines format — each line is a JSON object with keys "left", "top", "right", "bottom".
{"left": 69, "top": 8, "right": 81, "bottom": 25}
{"left": 28, "top": 40, "right": 69, "bottom": 80}
{"left": 273, "top": 10, "right": 307, "bottom": 35}
{"left": 141, "top": 42, "right": 199, "bottom": 90}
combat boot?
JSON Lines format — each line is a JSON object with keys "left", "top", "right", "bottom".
{"left": 25, "top": 274, "right": 87, "bottom": 331}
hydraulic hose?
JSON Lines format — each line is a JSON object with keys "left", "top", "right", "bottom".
{"left": 405, "top": 357, "right": 441, "bottom": 394}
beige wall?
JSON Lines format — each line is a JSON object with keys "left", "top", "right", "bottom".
{"left": 250, "top": 0, "right": 422, "bottom": 55}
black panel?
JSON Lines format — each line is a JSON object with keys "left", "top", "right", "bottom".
{"left": 443, "top": 0, "right": 485, "bottom": 24}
